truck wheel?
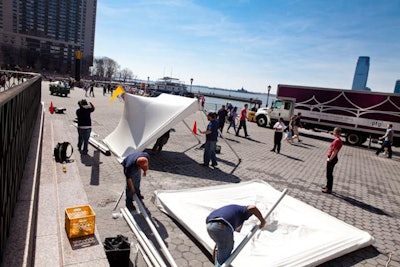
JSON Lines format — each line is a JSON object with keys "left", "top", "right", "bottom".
{"left": 256, "top": 115, "right": 267, "bottom": 127}
{"left": 346, "top": 133, "right": 361, "bottom": 146}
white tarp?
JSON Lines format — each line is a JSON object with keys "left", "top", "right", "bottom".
{"left": 154, "top": 180, "right": 374, "bottom": 267}
{"left": 103, "top": 93, "right": 199, "bottom": 160}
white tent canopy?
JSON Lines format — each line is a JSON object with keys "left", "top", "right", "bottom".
{"left": 103, "top": 93, "right": 199, "bottom": 160}
{"left": 154, "top": 180, "right": 374, "bottom": 267}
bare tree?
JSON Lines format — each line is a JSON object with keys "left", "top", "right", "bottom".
{"left": 104, "top": 57, "right": 120, "bottom": 81}
{"left": 120, "top": 68, "right": 133, "bottom": 82}
{"left": 93, "top": 57, "right": 105, "bottom": 78}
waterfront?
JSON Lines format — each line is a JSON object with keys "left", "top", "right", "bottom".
{"left": 191, "top": 85, "right": 276, "bottom": 111}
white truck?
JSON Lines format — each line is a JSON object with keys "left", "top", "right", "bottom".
{"left": 255, "top": 84, "right": 400, "bottom": 146}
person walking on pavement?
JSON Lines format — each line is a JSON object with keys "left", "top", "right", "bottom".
{"left": 293, "top": 112, "right": 303, "bottom": 142}
{"left": 199, "top": 112, "right": 219, "bottom": 167}
{"left": 89, "top": 80, "right": 95, "bottom": 97}
{"left": 375, "top": 123, "right": 393, "bottom": 158}
{"left": 76, "top": 99, "right": 95, "bottom": 155}
{"left": 271, "top": 117, "right": 285, "bottom": 153}
{"left": 236, "top": 104, "right": 249, "bottom": 137}
{"left": 322, "top": 127, "right": 343, "bottom": 194}
{"left": 226, "top": 106, "right": 238, "bottom": 133}
{"left": 217, "top": 105, "right": 228, "bottom": 134}
{"left": 206, "top": 204, "right": 266, "bottom": 266}
{"left": 122, "top": 152, "right": 149, "bottom": 211}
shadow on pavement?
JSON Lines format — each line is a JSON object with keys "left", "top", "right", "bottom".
{"left": 333, "top": 193, "right": 391, "bottom": 216}
{"left": 147, "top": 150, "right": 241, "bottom": 183}
{"left": 80, "top": 150, "right": 102, "bottom": 185}
{"left": 319, "top": 245, "right": 380, "bottom": 267}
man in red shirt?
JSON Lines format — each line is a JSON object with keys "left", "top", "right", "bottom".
{"left": 322, "top": 127, "right": 343, "bottom": 194}
{"left": 235, "top": 104, "right": 249, "bottom": 137}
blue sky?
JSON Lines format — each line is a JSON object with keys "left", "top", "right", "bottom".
{"left": 94, "top": 0, "right": 400, "bottom": 94}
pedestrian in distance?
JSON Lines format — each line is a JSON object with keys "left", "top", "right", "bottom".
{"left": 226, "top": 106, "right": 238, "bottom": 133}
{"left": 236, "top": 104, "right": 249, "bottom": 137}
{"left": 89, "top": 80, "right": 95, "bottom": 97}
{"left": 284, "top": 115, "right": 296, "bottom": 144}
{"left": 199, "top": 112, "right": 219, "bottom": 167}
{"left": 322, "top": 127, "right": 343, "bottom": 194}
{"left": 293, "top": 112, "right": 303, "bottom": 142}
{"left": 375, "top": 123, "right": 393, "bottom": 159}
{"left": 271, "top": 117, "right": 285, "bottom": 153}
{"left": 121, "top": 152, "right": 149, "bottom": 211}
{"left": 84, "top": 84, "right": 89, "bottom": 97}
{"left": 206, "top": 204, "right": 266, "bottom": 266}
{"left": 217, "top": 105, "right": 228, "bottom": 134}
{"left": 76, "top": 99, "right": 95, "bottom": 155}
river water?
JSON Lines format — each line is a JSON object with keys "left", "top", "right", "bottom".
{"left": 191, "top": 85, "right": 276, "bottom": 112}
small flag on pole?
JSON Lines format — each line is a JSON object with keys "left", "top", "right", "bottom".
{"left": 110, "top": 85, "right": 125, "bottom": 103}
{"left": 192, "top": 121, "right": 197, "bottom": 135}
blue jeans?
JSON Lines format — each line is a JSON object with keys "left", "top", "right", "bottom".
{"left": 207, "top": 222, "right": 234, "bottom": 267}
{"left": 125, "top": 168, "right": 141, "bottom": 206}
{"left": 204, "top": 140, "right": 217, "bottom": 166}
{"left": 78, "top": 128, "right": 91, "bottom": 153}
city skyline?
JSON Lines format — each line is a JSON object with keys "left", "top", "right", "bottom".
{"left": 94, "top": 0, "right": 400, "bottom": 94}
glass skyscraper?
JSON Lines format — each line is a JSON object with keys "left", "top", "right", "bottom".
{"left": 0, "top": 0, "right": 96, "bottom": 76}
{"left": 395, "top": 80, "right": 400, "bottom": 94}
{"left": 352, "top": 56, "right": 370, "bottom": 91}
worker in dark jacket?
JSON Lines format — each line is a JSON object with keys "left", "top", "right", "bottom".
{"left": 76, "top": 99, "right": 95, "bottom": 155}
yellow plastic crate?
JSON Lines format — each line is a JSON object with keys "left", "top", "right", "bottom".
{"left": 65, "top": 205, "right": 96, "bottom": 239}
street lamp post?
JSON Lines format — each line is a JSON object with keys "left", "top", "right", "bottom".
{"left": 266, "top": 85, "right": 271, "bottom": 107}
{"left": 147, "top": 76, "right": 149, "bottom": 94}
{"left": 190, "top": 78, "right": 193, "bottom": 93}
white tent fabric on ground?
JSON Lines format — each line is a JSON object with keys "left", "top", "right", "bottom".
{"left": 103, "top": 93, "right": 199, "bottom": 160}
{"left": 154, "top": 180, "right": 374, "bottom": 267}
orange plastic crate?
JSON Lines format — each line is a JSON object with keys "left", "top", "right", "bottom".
{"left": 65, "top": 205, "right": 96, "bottom": 239}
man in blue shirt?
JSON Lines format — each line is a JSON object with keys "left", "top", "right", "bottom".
{"left": 206, "top": 204, "right": 266, "bottom": 266}
{"left": 121, "top": 152, "right": 149, "bottom": 211}
{"left": 199, "top": 112, "right": 219, "bottom": 167}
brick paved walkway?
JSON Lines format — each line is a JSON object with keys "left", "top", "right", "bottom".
{"left": 41, "top": 82, "right": 399, "bottom": 267}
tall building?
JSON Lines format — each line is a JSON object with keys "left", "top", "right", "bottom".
{"left": 352, "top": 56, "right": 370, "bottom": 91}
{"left": 395, "top": 80, "right": 400, "bottom": 94}
{"left": 0, "top": 0, "right": 96, "bottom": 76}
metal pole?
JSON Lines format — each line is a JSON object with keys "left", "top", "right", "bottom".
{"left": 133, "top": 195, "right": 178, "bottom": 267}
{"left": 183, "top": 119, "right": 202, "bottom": 143}
{"left": 221, "top": 188, "right": 288, "bottom": 267}
{"left": 218, "top": 130, "right": 241, "bottom": 162}
{"left": 121, "top": 208, "right": 165, "bottom": 267}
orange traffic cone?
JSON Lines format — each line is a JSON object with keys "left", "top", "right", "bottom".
{"left": 192, "top": 121, "right": 197, "bottom": 135}
{"left": 49, "top": 102, "right": 54, "bottom": 114}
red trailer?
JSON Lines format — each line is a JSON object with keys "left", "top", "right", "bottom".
{"left": 255, "top": 84, "right": 400, "bottom": 146}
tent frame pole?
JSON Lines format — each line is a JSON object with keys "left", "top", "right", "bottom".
{"left": 221, "top": 188, "right": 288, "bottom": 267}
{"left": 183, "top": 119, "right": 202, "bottom": 143}
{"left": 218, "top": 129, "right": 241, "bottom": 162}
{"left": 121, "top": 207, "right": 166, "bottom": 267}
{"left": 133, "top": 195, "right": 178, "bottom": 267}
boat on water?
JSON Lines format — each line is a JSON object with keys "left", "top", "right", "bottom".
{"left": 154, "top": 77, "right": 188, "bottom": 95}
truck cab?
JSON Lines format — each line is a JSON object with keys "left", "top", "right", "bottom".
{"left": 255, "top": 98, "right": 294, "bottom": 127}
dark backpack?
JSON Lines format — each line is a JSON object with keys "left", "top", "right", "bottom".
{"left": 54, "top": 142, "right": 73, "bottom": 163}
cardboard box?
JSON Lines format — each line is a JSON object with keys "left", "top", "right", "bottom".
{"left": 65, "top": 205, "right": 95, "bottom": 239}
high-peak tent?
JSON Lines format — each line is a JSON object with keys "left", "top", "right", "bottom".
{"left": 103, "top": 93, "right": 199, "bottom": 160}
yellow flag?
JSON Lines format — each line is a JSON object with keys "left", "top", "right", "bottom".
{"left": 110, "top": 85, "right": 125, "bottom": 103}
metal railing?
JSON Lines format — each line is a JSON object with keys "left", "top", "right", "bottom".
{"left": 0, "top": 72, "right": 42, "bottom": 262}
